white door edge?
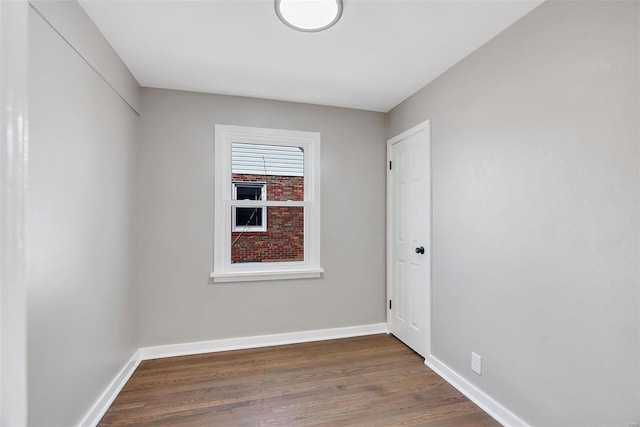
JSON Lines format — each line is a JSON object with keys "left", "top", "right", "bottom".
{"left": 0, "top": 1, "right": 29, "bottom": 425}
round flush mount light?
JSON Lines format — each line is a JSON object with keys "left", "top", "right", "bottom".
{"left": 275, "top": 0, "right": 343, "bottom": 33}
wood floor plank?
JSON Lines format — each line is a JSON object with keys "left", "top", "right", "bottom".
{"left": 99, "top": 334, "right": 499, "bottom": 426}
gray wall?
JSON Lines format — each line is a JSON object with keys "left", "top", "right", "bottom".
{"left": 24, "top": 0, "right": 639, "bottom": 425}
{"left": 30, "top": 1, "right": 140, "bottom": 113}
{"left": 136, "top": 88, "right": 387, "bottom": 346}
{"left": 27, "top": 4, "right": 139, "bottom": 426}
{"left": 388, "top": 1, "right": 639, "bottom": 425}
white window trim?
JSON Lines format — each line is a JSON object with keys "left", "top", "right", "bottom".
{"left": 232, "top": 182, "right": 267, "bottom": 232}
{"left": 212, "top": 125, "right": 323, "bottom": 283}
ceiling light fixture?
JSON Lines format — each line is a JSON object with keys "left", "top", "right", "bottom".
{"left": 275, "top": 0, "right": 343, "bottom": 33}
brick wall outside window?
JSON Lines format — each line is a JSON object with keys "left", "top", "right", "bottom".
{"left": 231, "top": 173, "right": 304, "bottom": 263}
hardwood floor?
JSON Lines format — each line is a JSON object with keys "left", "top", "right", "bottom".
{"left": 99, "top": 334, "right": 499, "bottom": 426}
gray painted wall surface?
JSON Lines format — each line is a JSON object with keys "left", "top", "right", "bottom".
{"left": 30, "top": 1, "right": 141, "bottom": 113}
{"left": 24, "top": 0, "right": 640, "bottom": 424}
{"left": 388, "top": 1, "right": 639, "bottom": 425}
{"left": 27, "top": 7, "right": 139, "bottom": 426}
{"left": 136, "top": 88, "right": 387, "bottom": 346}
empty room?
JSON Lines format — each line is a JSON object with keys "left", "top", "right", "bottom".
{"left": 1, "top": 0, "right": 639, "bottom": 426}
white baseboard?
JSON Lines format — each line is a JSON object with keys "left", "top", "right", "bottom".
{"left": 78, "top": 350, "right": 141, "bottom": 427}
{"left": 77, "top": 323, "right": 387, "bottom": 426}
{"left": 79, "top": 328, "right": 532, "bottom": 427}
{"left": 425, "top": 355, "right": 529, "bottom": 427}
{"left": 139, "top": 323, "right": 389, "bottom": 360}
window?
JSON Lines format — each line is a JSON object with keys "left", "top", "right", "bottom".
{"left": 232, "top": 182, "right": 266, "bottom": 232}
{"left": 212, "top": 125, "right": 322, "bottom": 282}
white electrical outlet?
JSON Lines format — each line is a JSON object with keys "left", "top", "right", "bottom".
{"left": 471, "top": 352, "right": 482, "bottom": 375}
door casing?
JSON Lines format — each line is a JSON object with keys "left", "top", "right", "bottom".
{"left": 0, "top": 1, "right": 29, "bottom": 425}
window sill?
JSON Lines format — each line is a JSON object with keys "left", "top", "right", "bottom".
{"left": 210, "top": 268, "right": 324, "bottom": 283}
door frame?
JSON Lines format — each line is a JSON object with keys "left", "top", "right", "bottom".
{"left": 0, "top": 1, "right": 29, "bottom": 425}
{"left": 386, "top": 119, "right": 432, "bottom": 357}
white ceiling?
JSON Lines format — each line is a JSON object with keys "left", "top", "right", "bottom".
{"left": 79, "top": 0, "right": 542, "bottom": 112}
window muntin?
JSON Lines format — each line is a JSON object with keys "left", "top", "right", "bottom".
{"left": 213, "top": 125, "right": 322, "bottom": 282}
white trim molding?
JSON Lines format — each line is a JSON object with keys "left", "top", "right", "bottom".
{"left": 140, "top": 323, "right": 388, "bottom": 360}
{"left": 76, "top": 323, "right": 387, "bottom": 425}
{"left": 0, "top": 1, "right": 29, "bottom": 425}
{"left": 78, "top": 351, "right": 141, "bottom": 427}
{"left": 211, "top": 267, "right": 324, "bottom": 283}
{"left": 72, "top": 324, "right": 532, "bottom": 427}
{"left": 425, "top": 355, "right": 530, "bottom": 427}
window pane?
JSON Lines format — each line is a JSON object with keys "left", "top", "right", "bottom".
{"left": 235, "top": 207, "right": 263, "bottom": 227}
{"left": 236, "top": 184, "right": 263, "bottom": 201}
{"left": 232, "top": 142, "right": 304, "bottom": 201}
{"left": 231, "top": 206, "right": 304, "bottom": 263}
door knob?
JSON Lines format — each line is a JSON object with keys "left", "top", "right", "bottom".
{"left": 415, "top": 246, "right": 425, "bottom": 254}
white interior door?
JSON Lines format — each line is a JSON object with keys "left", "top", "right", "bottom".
{"left": 387, "top": 120, "right": 431, "bottom": 358}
